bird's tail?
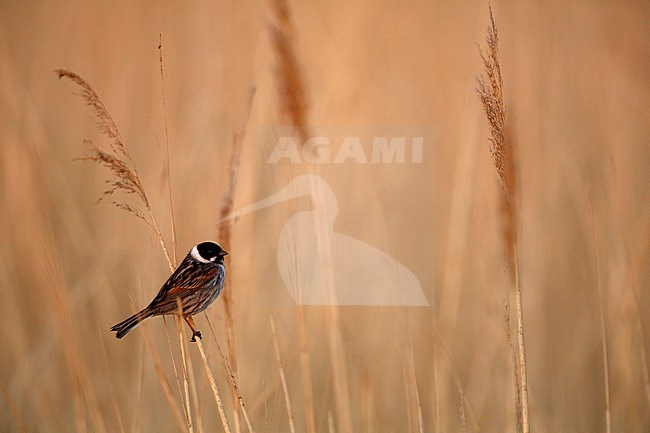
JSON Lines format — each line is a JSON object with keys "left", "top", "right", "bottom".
{"left": 110, "top": 309, "right": 153, "bottom": 339}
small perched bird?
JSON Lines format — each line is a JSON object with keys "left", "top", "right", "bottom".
{"left": 110, "top": 241, "right": 227, "bottom": 341}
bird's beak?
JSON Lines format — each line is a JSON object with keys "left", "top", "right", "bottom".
{"left": 219, "top": 251, "right": 228, "bottom": 256}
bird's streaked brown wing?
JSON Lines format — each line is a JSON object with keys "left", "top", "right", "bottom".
{"left": 147, "top": 259, "right": 218, "bottom": 312}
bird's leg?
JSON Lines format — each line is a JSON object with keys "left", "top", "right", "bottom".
{"left": 184, "top": 316, "right": 202, "bottom": 342}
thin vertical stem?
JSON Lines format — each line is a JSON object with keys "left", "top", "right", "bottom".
{"left": 513, "top": 243, "right": 529, "bottom": 433}
{"left": 586, "top": 196, "right": 612, "bottom": 433}
{"left": 217, "top": 86, "right": 256, "bottom": 433}
{"left": 177, "top": 316, "right": 195, "bottom": 433}
{"left": 158, "top": 34, "right": 177, "bottom": 266}
{"left": 408, "top": 336, "right": 424, "bottom": 433}
{"left": 142, "top": 324, "right": 187, "bottom": 432}
{"left": 270, "top": 315, "right": 296, "bottom": 433}
{"left": 205, "top": 316, "right": 255, "bottom": 432}
{"left": 295, "top": 306, "right": 316, "bottom": 433}
{"left": 195, "top": 338, "right": 232, "bottom": 433}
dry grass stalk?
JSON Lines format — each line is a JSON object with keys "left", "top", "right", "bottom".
{"left": 503, "top": 296, "right": 523, "bottom": 432}
{"left": 296, "top": 307, "right": 317, "bottom": 433}
{"left": 171, "top": 297, "right": 230, "bottom": 433}
{"left": 157, "top": 37, "right": 205, "bottom": 431}
{"left": 268, "top": 2, "right": 319, "bottom": 430}
{"left": 51, "top": 259, "right": 94, "bottom": 433}
{"left": 459, "top": 394, "right": 468, "bottom": 433}
{"left": 402, "top": 335, "right": 424, "bottom": 433}
{"left": 205, "top": 317, "right": 256, "bottom": 433}
{"left": 401, "top": 353, "right": 414, "bottom": 433}
{"left": 408, "top": 338, "right": 424, "bottom": 433}
{"left": 195, "top": 337, "right": 233, "bottom": 433}
{"left": 176, "top": 314, "right": 195, "bottom": 433}
{"left": 585, "top": 195, "right": 612, "bottom": 433}
{"left": 162, "top": 316, "right": 194, "bottom": 433}
{"left": 606, "top": 155, "right": 650, "bottom": 412}
{"left": 435, "top": 329, "right": 480, "bottom": 433}
{"left": 216, "top": 86, "right": 256, "bottom": 433}
{"left": 476, "top": 7, "right": 530, "bottom": 433}
{"left": 157, "top": 38, "right": 213, "bottom": 433}
{"left": 158, "top": 34, "right": 178, "bottom": 265}
{"left": 327, "top": 310, "right": 354, "bottom": 433}
{"left": 1, "top": 378, "right": 27, "bottom": 433}
{"left": 218, "top": 86, "right": 256, "bottom": 229}
{"left": 360, "top": 371, "right": 373, "bottom": 433}
{"left": 186, "top": 351, "right": 205, "bottom": 433}
{"left": 131, "top": 347, "right": 146, "bottom": 432}
{"left": 270, "top": 315, "right": 297, "bottom": 433}
{"left": 26, "top": 143, "right": 108, "bottom": 433}
{"left": 433, "top": 332, "right": 440, "bottom": 433}
{"left": 269, "top": 0, "right": 311, "bottom": 145}
{"left": 94, "top": 321, "right": 127, "bottom": 433}
{"left": 142, "top": 325, "right": 187, "bottom": 432}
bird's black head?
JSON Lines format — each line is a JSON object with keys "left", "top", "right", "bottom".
{"left": 192, "top": 241, "right": 228, "bottom": 264}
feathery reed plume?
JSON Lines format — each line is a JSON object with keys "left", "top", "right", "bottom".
{"left": 269, "top": 0, "right": 311, "bottom": 145}
{"left": 55, "top": 69, "right": 127, "bottom": 158}
{"left": 476, "top": 7, "right": 530, "bottom": 433}
{"left": 79, "top": 140, "right": 150, "bottom": 219}
{"left": 56, "top": 68, "right": 174, "bottom": 270}
{"left": 476, "top": 8, "right": 516, "bottom": 254}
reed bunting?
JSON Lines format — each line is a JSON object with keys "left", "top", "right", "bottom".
{"left": 110, "top": 241, "right": 227, "bottom": 341}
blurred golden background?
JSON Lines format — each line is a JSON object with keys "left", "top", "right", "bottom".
{"left": 1, "top": 0, "right": 649, "bottom": 432}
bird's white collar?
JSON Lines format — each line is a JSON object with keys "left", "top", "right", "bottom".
{"left": 191, "top": 245, "right": 212, "bottom": 263}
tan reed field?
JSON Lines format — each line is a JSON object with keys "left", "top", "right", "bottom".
{"left": 1, "top": 1, "right": 649, "bottom": 432}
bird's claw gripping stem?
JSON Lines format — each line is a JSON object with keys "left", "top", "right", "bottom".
{"left": 190, "top": 330, "right": 202, "bottom": 342}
